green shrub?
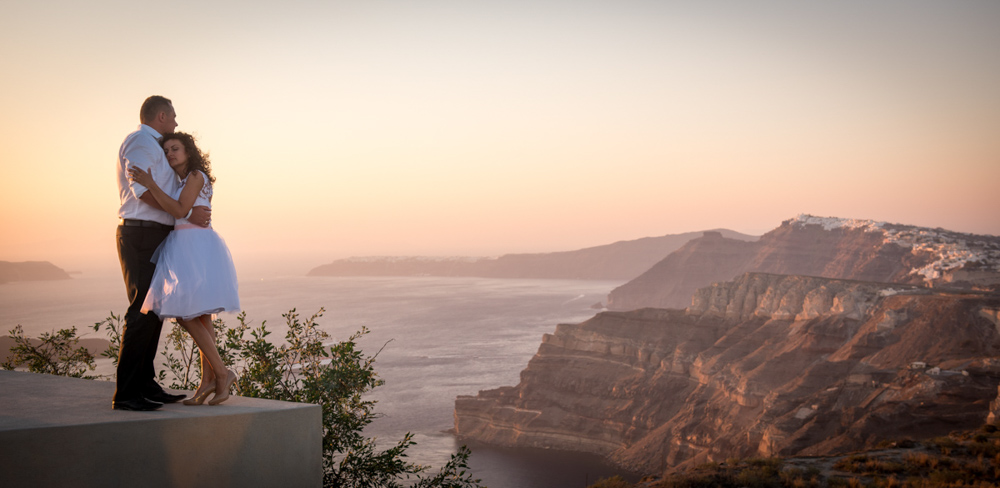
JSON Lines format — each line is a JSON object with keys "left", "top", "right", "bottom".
{"left": 2, "top": 324, "right": 96, "bottom": 377}
{"left": 15, "top": 309, "right": 484, "bottom": 488}
{"left": 91, "top": 312, "right": 124, "bottom": 369}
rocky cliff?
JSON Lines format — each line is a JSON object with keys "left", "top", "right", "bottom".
{"left": 0, "top": 261, "right": 71, "bottom": 284}
{"left": 608, "top": 215, "right": 1000, "bottom": 311}
{"left": 454, "top": 273, "right": 1000, "bottom": 475}
{"left": 307, "top": 229, "right": 757, "bottom": 281}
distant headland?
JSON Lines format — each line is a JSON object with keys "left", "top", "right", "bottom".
{"left": 0, "top": 261, "right": 72, "bottom": 284}
{"left": 307, "top": 229, "right": 759, "bottom": 281}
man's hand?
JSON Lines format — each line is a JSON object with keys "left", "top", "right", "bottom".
{"left": 189, "top": 206, "right": 212, "bottom": 227}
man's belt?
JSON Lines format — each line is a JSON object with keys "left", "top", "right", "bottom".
{"left": 120, "top": 219, "right": 173, "bottom": 231}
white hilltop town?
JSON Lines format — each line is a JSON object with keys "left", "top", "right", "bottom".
{"left": 792, "top": 214, "right": 1000, "bottom": 283}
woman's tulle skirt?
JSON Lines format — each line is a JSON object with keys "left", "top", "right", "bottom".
{"left": 141, "top": 227, "right": 240, "bottom": 321}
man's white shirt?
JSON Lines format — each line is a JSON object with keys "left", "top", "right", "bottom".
{"left": 117, "top": 124, "right": 179, "bottom": 225}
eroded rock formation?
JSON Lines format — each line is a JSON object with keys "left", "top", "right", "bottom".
{"left": 455, "top": 273, "right": 1000, "bottom": 475}
{"left": 608, "top": 215, "right": 1000, "bottom": 311}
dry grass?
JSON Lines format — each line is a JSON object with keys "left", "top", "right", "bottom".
{"left": 588, "top": 423, "right": 1000, "bottom": 488}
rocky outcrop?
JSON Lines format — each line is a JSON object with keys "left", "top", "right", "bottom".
{"left": 605, "top": 231, "right": 758, "bottom": 311}
{"left": 454, "top": 273, "right": 1000, "bottom": 476}
{"left": 0, "top": 261, "right": 71, "bottom": 284}
{"left": 608, "top": 215, "right": 1000, "bottom": 311}
{"left": 686, "top": 273, "right": 920, "bottom": 322}
{"left": 307, "top": 229, "right": 757, "bottom": 280}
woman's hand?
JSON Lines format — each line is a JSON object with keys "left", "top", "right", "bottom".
{"left": 128, "top": 166, "right": 155, "bottom": 189}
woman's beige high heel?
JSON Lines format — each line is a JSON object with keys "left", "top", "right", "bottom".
{"left": 182, "top": 384, "right": 216, "bottom": 405}
{"left": 209, "top": 370, "right": 238, "bottom": 405}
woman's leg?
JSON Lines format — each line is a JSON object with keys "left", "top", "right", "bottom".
{"left": 186, "top": 347, "right": 215, "bottom": 402}
{"left": 195, "top": 315, "right": 237, "bottom": 405}
{"left": 197, "top": 317, "right": 217, "bottom": 388}
{"left": 177, "top": 315, "right": 228, "bottom": 403}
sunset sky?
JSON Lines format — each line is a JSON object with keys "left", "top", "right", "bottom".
{"left": 1, "top": 0, "right": 998, "bottom": 277}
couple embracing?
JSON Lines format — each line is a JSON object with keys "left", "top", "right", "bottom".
{"left": 113, "top": 95, "right": 240, "bottom": 411}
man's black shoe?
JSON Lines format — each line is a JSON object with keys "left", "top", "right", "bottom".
{"left": 146, "top": 391, "right": 187, "bottom": 404}
{"left": 112, "top": 398, "right": 164, "bottom": 411}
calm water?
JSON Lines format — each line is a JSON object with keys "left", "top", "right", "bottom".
{"left": 1, "top": 273, "right": 639, "bottom": 487}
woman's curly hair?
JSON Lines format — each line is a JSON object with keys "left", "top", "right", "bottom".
{"left": 161, "top": 132, "right": 216, "bottom": 185}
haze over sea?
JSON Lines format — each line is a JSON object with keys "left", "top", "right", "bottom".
{"left": 1, "top": 271, "right": 637, "bottom": 487}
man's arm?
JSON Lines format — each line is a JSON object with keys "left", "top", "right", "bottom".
{"left": 130, "top": 166, "right": 212, "bottom": 227}
{"left": 188, "top": 206, "right": 211, "bottom": 227}
{"left": 139, "top": 192, "right": 165, "bottom": 211}
{"left": 139, "top": 192, "right": 210, "bottom": 226}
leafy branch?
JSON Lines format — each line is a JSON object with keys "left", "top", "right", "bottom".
{"left": 2, "top": 325, "right": 96, "bottom": 378}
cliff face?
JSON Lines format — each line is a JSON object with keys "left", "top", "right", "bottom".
{"left": 608, "top": 215, "right": 1000, "bottom": 311}
{"left": 454, "top": 273, "right": 1000, "bottom": 475}
{"left": 307, "top": 229, "right": 758, "bottom": 280}
{"left": 605, "top": 231, "right": 758, "bottom": 311}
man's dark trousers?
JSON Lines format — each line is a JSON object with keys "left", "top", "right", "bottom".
{"left": 114, "top": 223, "right": 171, "bottom": 403}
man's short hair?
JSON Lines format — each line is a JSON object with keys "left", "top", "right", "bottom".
{"left": 139, "top": 96, "right": 173, "bottom": 124}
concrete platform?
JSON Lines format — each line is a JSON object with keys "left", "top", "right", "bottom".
{"left": 0, "top": 370, "right": 322, "bottom": 488}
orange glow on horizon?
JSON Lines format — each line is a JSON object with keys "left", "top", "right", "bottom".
{"left": 1, "top": 1, "right": 998, "bottom": 275}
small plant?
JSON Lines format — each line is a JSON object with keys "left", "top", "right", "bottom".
{"left": 588, "top": 475, "right": 632, "bottom": 488}
{"left": 2, "top": 324, "right": 96, "bottom": 377}
{"left": 968, "top": 438, "right": 1000, "bottom": 459}
{"left": 903, "top": 452, "right": 938, "bottom": 470}
{"left": 91, "top": 311, "right": 124, "bottom": 369}
{"left": 825, "top": 477, "right": 852, "bottom": 488}
{"left": 929, "top": 436, "right": 959, "bottom": 455}
{"left": 834, "top": 454, "right": 870, "bottom": 473}
{"left": 864, "top": 457, "right": 905, "bottom": 475}
{"left": 780, "top": 466, "right": 822, "bottom": 488}
{"left": 734, "top": 466, "right": 782, "bottom": 488}
{"left": 927, "top": 467, "right": 965, "bottom": 484}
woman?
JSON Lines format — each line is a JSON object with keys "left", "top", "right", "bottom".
{"left": 129, "top": 132, "right": 239, "bottom": 405}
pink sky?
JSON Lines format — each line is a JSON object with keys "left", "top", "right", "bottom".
{"left": 1, "top": 1, "right": 998, "bottom": 278}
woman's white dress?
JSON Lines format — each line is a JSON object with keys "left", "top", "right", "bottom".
{"left": 141, "top": 171, "right": 240, "bottom": 321}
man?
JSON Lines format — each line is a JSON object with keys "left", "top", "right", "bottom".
{"left": 113, "top": 95, "right": 210, "bottom": 411}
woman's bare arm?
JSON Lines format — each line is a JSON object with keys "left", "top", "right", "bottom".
{"left": 129, "top": 168, "right": 204, "bottom": 220}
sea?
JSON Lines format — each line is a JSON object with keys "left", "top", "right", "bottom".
{"left": 0, "top": 272, "right": 641, "bottom": 487}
